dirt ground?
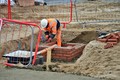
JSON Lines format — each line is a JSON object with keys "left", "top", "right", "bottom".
{"left": 49, "top": 41, "right": 120, "bottom": 80}
{"left": 0, "top": 1, "right": 120, "bottom": 80}
{"left": 0, "top": 68, "right": 104, "bottom": 80}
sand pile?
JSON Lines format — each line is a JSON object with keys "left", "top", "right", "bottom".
{"left": 76, "top": 40, "right": 120, "bottom": 79}
{"left": 51, "top": 40, "right": 120, "bottom": 80}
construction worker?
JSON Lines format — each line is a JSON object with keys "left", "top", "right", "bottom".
{"left": 40, "top": 18, "right": 61, "bottom": 47}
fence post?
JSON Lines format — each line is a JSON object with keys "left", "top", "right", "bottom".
{"left": 0, "top": 19, "right": 3, "bottom": 31}
{"left": 8, "top": 0, "right": 12, "bottom": 19}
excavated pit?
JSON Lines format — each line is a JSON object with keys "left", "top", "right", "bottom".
{"left": 69, "top": 31, "right": 99, "bottom": 44}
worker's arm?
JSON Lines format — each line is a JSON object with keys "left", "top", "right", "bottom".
{"left": 44, "top": 31, "right": 49, "bottom": 39}
{"left": 49, "top": 34, "right": 55, "bottom": 39}
{"left": 49, "top": 22, "right": 57, "bottom": 37}
{"left": 44, "top": 30, "right": 55, "bottom": 39}
{"left": 45, "top": 31, "right": 49, "bottom": 35}
{"left": 46, "top": 34, "right": 55, "bottom": 43}
{"left": 46, "top": 21, "right": 57, "bottom": 42}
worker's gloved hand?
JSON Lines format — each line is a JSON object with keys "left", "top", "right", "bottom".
{"left": 45, "top": 35, "right": 49, "bottom": 41}
{"left": 45, "top": 35, "right": 49, "bottom": 39}
{"left": 46, "top": 38, "right": 52, "bottom": 43}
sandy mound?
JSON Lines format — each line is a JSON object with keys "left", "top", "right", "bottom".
{"left": 50, "top": 40, "right": 120, "bottom": 80}
{"left": 76, "top": 40, "right": 120, "bottom": 79}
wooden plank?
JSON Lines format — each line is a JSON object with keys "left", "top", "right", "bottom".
{"left": 46, "top": 49, "right": 52, "bottom": 71}
{"left": 37, "top": 44, "right": 57, "bottom": 55}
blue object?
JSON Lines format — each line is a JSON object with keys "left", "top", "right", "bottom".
{"left": 41, "top": 35, "right": 46, "bottom": 42}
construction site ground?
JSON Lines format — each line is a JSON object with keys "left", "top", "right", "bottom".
{"left": 0, "top": 68, "right": 103, "bottom": 80}
{"left": 0, "top": 1, "right": 120, "bottom": 80}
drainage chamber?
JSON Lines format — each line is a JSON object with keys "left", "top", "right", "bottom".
{"left": 39, "top": 42, "right": 86, "bottom": 62}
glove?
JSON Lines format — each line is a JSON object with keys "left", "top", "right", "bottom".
{"left": 46, "top": 38, "right": 52, "bottom": 43}
{"left": 45, "top": 35, "right": 49, "bottom": 39}
{"left": 45, "top": 35, "right": 49, "bottom": 41}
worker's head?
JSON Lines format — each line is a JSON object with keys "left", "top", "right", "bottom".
{"left": 40, "top": 19, "right": 48, "bottom": 29}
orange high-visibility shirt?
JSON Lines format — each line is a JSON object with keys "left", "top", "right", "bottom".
{"left": 44, "top": 18, "right": 58, "bottom": 34}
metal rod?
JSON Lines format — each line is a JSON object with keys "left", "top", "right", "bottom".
{"left": 32, "top": 31, "right": 42, "bottom": 65}
{"left": 2, "top": 18, "right": 40, "bottom": 28}
{"left": 74, "top": 0, "right": 79, "bottom": 22}
{"left": 61, "top": 0, "right": 73, "bottom": 25}
{"left": 8, "top": 0, "right": 11, "bottom": 19}
{"left": 25, "top": 26, "right": 34, "bottom": 67}
{"left": 0, "top": 19, "right": 3, "bottom": 31}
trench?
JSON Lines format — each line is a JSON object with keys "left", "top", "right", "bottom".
{"left": 69, "top": 31, "right": 99, "bottom": 44}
